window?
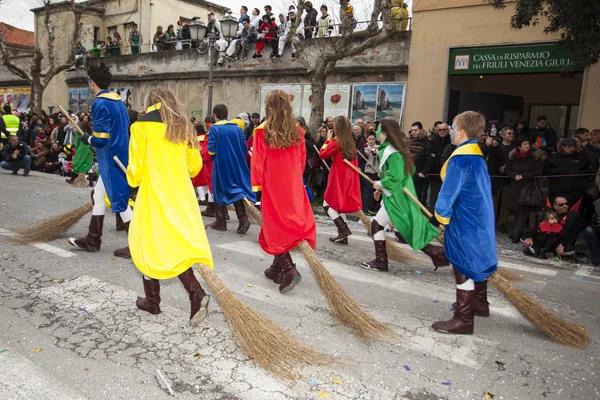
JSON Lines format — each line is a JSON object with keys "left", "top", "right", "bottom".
{"left": 93, "top": 27, "right": 100, "bottom": 43}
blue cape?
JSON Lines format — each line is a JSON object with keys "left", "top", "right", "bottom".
{"left": 90, "top": 90, "right": 130, "bottom": 213}
{"left": 208, "top": 120, "right": 255, "bottom": 205}
{"left": 434, "top": 140, "right": 498, "bottom": 282}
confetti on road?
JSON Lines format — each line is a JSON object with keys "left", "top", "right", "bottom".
{"left": 52, "top": 279, "right": 61, "bottom": 283}
{"left": 484, "top": 392, "right": 495, "bottom": 399}
{"left": 441, "top": 381, "right": 452, "bottom": 386}
{"left": 309, "top": 379, "right": 318, "bottom": 386}
{"left": 415, "top": 270, "right": 422, "bottom": 274}
{"left": 193, "top": 353, "right": 202, "bottom": 359}
{"left": 0, "top": 349, "right": 8, "bottom": 353}
{"left": 403, "top": 365, "right": 411, "bottom": 371}
{"left": 32, "top": 348, "right": 42, "bottom": 353}
{"left": 319, "top": 392, "right": 328, "bottom": 398}
{"left": 332, "top": 377, "right": 342, "bottom": 384}
{"left": 495, "top": 361, "right": 506, "bottom": 371}
{"left": 247, "top": 283, "right": 253, "bottom": 288}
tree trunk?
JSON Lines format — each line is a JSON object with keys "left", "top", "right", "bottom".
{"left": 31, "top": 78, "right": 44, "bottom": 115}
{"left": 308, "top": 75, "right": 326, "bottom": 136}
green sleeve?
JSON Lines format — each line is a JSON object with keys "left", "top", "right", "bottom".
{"left": 380, "top": 153, "right": 406, "bottom": 195}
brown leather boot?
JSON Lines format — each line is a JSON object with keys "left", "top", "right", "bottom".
{"left": 361, "top": 240, "right": 389, "bottom": 272}
{"left": 136, "top": 277, "right": 161, "bottom": 314}
{"left": 329, "top": 216, "right": 351, "bottom": 244}
{"left": 178, "top": 268, "right": 210, "bottom": 327}
{"left": 233, "top": 200, "right": 250, "bottom": 234}
{"left": 68, "top": 215, "right": 104, "bottom": 252}
{"left": 115, "top": 213, "right": 126, "bottom": 231}
{"left": 278, "top": 252, "right": 301, "bottom": 293}
{"left": 201, "top": 202, "right": 215, "bottom": 217}
{"left": 114, "top": 220, "right": 131, "bottom": 258}
{"left": 264, "top": 256, "right": 283, "bottom": 284}
{"left": 452, "top": 281, "right": 490, "bottom": 317}
{"left": 207, "top": 203, "right": 227, "bottom": 231}
{"left": 432, "top": 268, "right": 474, "bottom": 334}
{"left": 421, "top": 244, "right": 450, "bottom": 270}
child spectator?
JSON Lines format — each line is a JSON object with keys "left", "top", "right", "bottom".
{"left": 523, "top": 210, "right": 563, "bottom": 259}
{"left": 253, "top": 15, "right": 278, "bottom": 59}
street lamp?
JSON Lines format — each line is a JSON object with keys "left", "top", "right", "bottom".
{"left": 190, "top": 10, "right": 239, "bottom": 117}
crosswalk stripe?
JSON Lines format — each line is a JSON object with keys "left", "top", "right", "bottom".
{"left": 0, "top": 227, "right": 76, "bottom": 258}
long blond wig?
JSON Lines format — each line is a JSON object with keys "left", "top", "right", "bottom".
{"left": 144, "top": 87, "right": 197, "bottom": 149}
{"left": 264, "top": 90, "right": 301, "bottom": 149}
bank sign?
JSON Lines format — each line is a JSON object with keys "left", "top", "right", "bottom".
{"left": 449, "top": 44, "right": 582, "bottom": 75}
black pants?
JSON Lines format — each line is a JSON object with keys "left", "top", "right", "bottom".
{"left": 360, "top": 172, "right": 379, "bottom": 213}
{"left": 413, "top": 181, "right": 429, "bottom": 207}
{"left": 533, "top": 232, "right": 559, "bottom": 254}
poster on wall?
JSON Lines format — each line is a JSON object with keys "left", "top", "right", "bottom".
{"left": 110, "top": 87, "right": 133, "bottom": 110}
{"left": 14, "top": 88, "right": 32, "bottom": 113}
{"left": 69, "top": 89, "right": 90, "bottom": 113}
{"left": 301, "top": 84, "right": 351, "bottom": 119}
{"left": 376, "top": 83, "right": 406, "bottom": 122}
{"left": 260, "top": 84, "right": 302, "bottom": 118}
{"left": 351, "top": 84, "right": 378, "bottom": 123}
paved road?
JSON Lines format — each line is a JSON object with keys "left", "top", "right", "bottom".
{"left": 1, "top": 171, "right": 599, "bottom": 400}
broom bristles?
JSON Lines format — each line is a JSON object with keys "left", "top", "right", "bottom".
{"left": 13, "top": 202, "right": 93, "bottom": 244}
{"left": 489, "top": 271, "right": 591, "bottom": 349}
{"left": 496, "top": 267, "right": 532, "bottom": 283}
{"left": 196, "top": 264, "right": 340, "bottom": 379}
{"left": 355, "top": 211, "right": 417, "bottom": 264}
{"left": 298, "top": 241, "right": 400, "bottom": 343}
{"left": 243, "top": 199, "right": 263, "bottom": 225}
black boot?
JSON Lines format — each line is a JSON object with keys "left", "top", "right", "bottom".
{"left": 201, "top": 202, "right": 215, "bottom": 217}
{"left": 233, "top": 200, "right": 250, "bottom": 234}
{"left": 207, "top": 203, "right": 227, "bottom": 231}
{"left": 264, "top": 256, "right": 283, "bottom": 284}
{"left": 178, "top": 268, "right": 210, "bottom": 327}
{"left": 432, "top": 268, "right": 474, "bottom": 334}
{"left": 115, "top": 213, "right": 126, "bottom": 231}
{"left": 278, "top": 252, "right": 301, "bottom": 293}
{"left": 329, "top": 216, "right": 352, "bottom": 244}
{"left": 114, "top": 219, "right": 131, "bottom": 259}
{"left": 136, "top": 277, "right": 161, "bottom": 314}
{"left": 421, "top": 244, "right": 450, "bottom": 270}
{"left": 361, "top": 219, "right": 389, "bottom": 271}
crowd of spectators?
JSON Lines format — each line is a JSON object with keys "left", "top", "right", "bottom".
{"left": 68, "top": 2, "right": 411, "bottom": 68}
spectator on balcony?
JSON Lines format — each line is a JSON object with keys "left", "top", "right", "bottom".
{"left": 225, "top": 7, "right": 248, "bottom": 58}
{"left": 112, "top": 32, "right": 123, "bottom": 55}
{"left": 164, "top": 24, "right": 177, "bottom": 51}
{"left": 153, "top": 26, "right": 167, "bottom": 52}
{"left": 254, "top": 15, "right": 278, "bottom": 59}
{"left": 129, "top": 23, "right": 143, "bottom": 54}
{"left": 105, "top": 37, "right": 114, "bottom": 55}
{"left": 263, "top": 5, "right": 275, "bottom": 21}
{"left": 317, "top": 5, "right": 334, "bottom": 38}
{"left": 100, "top": 40, "right": 109, "bottom": 56}
{"left": 303, "top": 2, "right": 318, "bottom": 38}
{"left": 90, "top": 41, "right": 101, "bottom": 57}
{"left": 233, "top": 17, "right": 258, "bottom": 61}
{"left": 250, "top": 8, "right": 261, "bottom": 29}
{"left": 70, "top": 42, "right": 86, "bottom": 69}
{"left": 341, "top": 6, "right": 357, "bottom": 35}
{"left": 278, "top": 10, "right": 300, "bottom": 58}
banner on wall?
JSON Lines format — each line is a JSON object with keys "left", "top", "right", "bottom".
{"left": 110, "top": 87, "right": 133, "bottom": 110}
{"left": 301, "top": 84, "right": 351, "bottom": 119}
{"left": 351, "top": 83, "right": 406, "bottom": 124}
{"left": 259, "top": 84, "right": 302, "bottom": 118}
{"left": 69, "top": 89, "right": 90, "bottom": 113}
{"left": 1, "top": 88, "right": 31, "bottom": 112}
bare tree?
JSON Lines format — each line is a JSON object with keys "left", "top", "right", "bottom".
{"left": 0, "top": 0, "right": 85, "bottom": 114}
{"left": 286, "top": 0, "right": 396, "bottom": 132}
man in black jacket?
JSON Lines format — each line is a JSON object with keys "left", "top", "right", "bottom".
{"left": 544, "top": 137, "right": 592, "bottom": 206}
{"left": 303, "top": 2, "right": 318, "bottom": 38}
{"left": 583, "top": 129, "right": 600, "bottom": 172}
{"left": 410, "top": 121, "right": 428, "bottom": 205}
{"left": 530, "top": 115, "right": 558, "bottom": 153}
{"left": 423, "top": 122, "right": 451, "bottom": 209}
{"left": 1, "top": 135, "right": 31, "bottom": 176}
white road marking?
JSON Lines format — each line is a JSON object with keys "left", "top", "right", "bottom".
{"left": 0, "top": 227, "right": 76, "bottom": 258}
{"left": 319, "top": 229, "right": 559, "bottom": 277}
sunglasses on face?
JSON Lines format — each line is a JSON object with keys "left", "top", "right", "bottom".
{"left": 556, "top": 202, "right": 568, "bottom": 207}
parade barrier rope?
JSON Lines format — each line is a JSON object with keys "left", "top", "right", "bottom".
{"left": 112, "top": 157, "right": 339, "bottom": 378}
{"left": 402, "top": 185, "right": 591, "bottom": 349}
{"left": 13, "top": 201, "right": 93, "bottom": 244}
{"left": 242, "top": 198, "right": 399, "bottom": 343}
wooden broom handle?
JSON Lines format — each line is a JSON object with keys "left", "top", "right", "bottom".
{"left": 343, "top": 159, "right": 391, "bottom": 197}
{"left": 357, "top": 149, "right": 381, "bottom": 177}
{"left": 113, "top": 156, "right": 127, "bottom": 174}
{"left": 313, "top": 144, "right": 330, "bottom": 171}
{"left": 58, "top": 105, "right": 86, "bottom": 136}
{"left": 402, "top": 187, "right": 445, "bottom": 233}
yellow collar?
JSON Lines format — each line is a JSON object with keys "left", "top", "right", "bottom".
{"left": 146, "top": 103, "right": 161, "bottom": 113}
{"left": 214, "top": 119, "right": 232, "bottom": 126}
{"left": 440, "top": 143, "right": 483, "bottom": 181}
{"left": 97, "top": 92, "right": 122, "bottom": 101}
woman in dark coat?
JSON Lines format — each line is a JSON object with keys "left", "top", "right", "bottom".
{"left": 505, "top": 138, "right": 543, "bottom": 242}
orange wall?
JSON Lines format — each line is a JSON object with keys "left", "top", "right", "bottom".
{"left": 403, "top": 1, "right": 600, "bottom": 130}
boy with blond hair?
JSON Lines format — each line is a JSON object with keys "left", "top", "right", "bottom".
{"left": 431, "top": 111, "right": 498, "bottom": 335}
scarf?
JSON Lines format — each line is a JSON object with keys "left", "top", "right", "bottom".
{"left": 514, "top": 147, "right": 530, "bottom": 160}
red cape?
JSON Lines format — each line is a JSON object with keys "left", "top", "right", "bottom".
{"left": 319, "top": 138, "right": 362, "bottom": 213}
{"left": 191, "top": 134, "right": 212, "bottom": 190}
{"left": 251, "top": 126, "right": 316, "bottom": 254}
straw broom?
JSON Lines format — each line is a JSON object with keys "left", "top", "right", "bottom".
{"left": 242, "top": 198, "right": 399, "bottom": 343}
{"left": 13, "top": 202, "right": 93, "bottom": 244}
{"left": 402, "top": 184, "right": 591, "bottom": 349}
{"left": 112, "top": 157, "right": 339, "bottom": 377}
